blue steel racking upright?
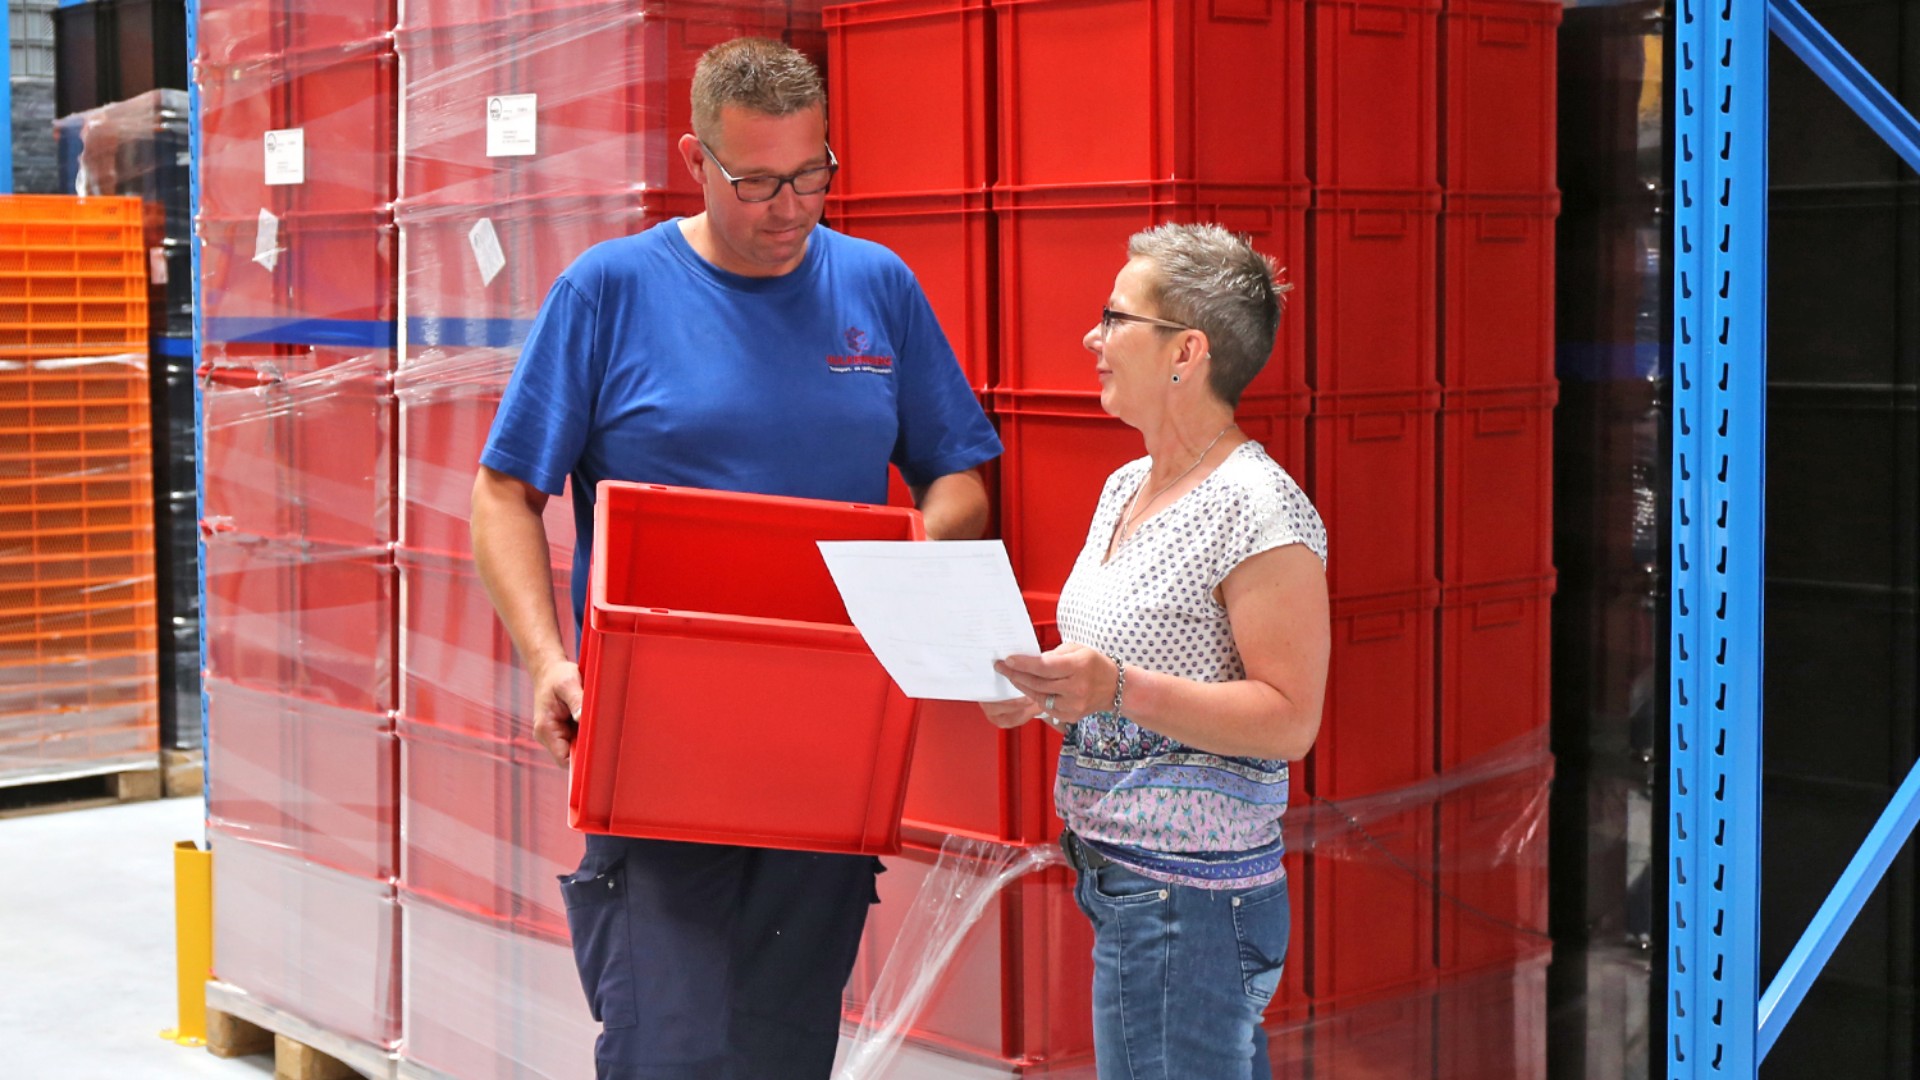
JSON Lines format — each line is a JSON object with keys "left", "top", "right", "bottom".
{"left": 1672, "top": 0, "right": 1920, "bottom": 1077}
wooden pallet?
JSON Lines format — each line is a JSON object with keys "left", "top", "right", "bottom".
{"left": 162, "top": 748, "right": 203, "bottom": 798}
{"left": 0, "top": 762, "right": 161, "bottom": 819}
{"left": 208, "top": 1011, "right": 362, "bottom": 1080}
{"left": 204, "top": 980, "right": 395, "bottom": 1080}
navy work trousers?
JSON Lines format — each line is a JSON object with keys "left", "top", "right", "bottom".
{"left": 561, "top": 833, "right": 880, "bottom": 1080}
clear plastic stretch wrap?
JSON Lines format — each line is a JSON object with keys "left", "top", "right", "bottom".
{"left": 194, "top": 3, "right": 397, "bottom": 347}
{"left": 196, "top": 327, "right": 399, "bottom": 1046}
{"left": 59, "top": 90, "right": 201, "bottom": 746}
{"left": 211, "top": 824, "right": 403, "bottom": 1050}
{"left": 53, "top": 88, "right": 192, "bottom": 336}
{"left": 833, "top": 736, "right": 1553, "bottom": 1079}
{"left": 0, "top": 194, "right": 158, "bottom": 787}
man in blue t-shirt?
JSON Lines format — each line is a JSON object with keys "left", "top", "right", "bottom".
{"left": 470, "top": 37, "right": 1002, "bottom": 1080}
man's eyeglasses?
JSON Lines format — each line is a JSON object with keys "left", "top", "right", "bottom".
{"left": 1099, "top": 306, "right": 1194, "bottom": 342}
{"left": 699, "top": 140, "right": 839, "bottom": 203}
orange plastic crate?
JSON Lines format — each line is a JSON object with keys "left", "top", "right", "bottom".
{"left": 0, "top": 550, "right": 144, "bottom": 586}
{"left": 0, "top": 370, "right": 148, "bottom": 403}
{"left": 0, "top": 248, "right": 145, "bottom": 276}
{"left": 0, "top": 623, "right": 154, "bottom": 663}
{"left": 0, "top": 273, "right": 147, "bottom": 300}
{"left": 0, "top": 195, "right": 144, "bottom": 225}
{"left": 572, "top": 481, "right": 928, "bottom": 854}
{"left": 0, "top": 325, "right": 149, "bottom": 354}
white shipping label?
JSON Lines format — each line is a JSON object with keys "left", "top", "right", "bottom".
{"left": 253, "top": 209, "right": 281, "bottom": 272}
{"left": 468, "top": 217, "right": 507, "bottom": 286}
{"left": 149, "top": 247, "right": 169, "bottom": 285}
{"left": 485, "top": 95, "right": 537, "bottom": 158}
{"left": 263, "top": 128, "right": 305, "bottom": 185}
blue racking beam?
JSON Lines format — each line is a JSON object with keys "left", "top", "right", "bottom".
{"left": 1673, "top": 0, "right": 1920, "bottom": 1075}
{"left": 1670, "top": 0, "right": 1767, "bottom": 1074}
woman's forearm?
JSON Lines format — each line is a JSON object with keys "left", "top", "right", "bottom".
{"left": 1118, "top": 666, "right": 1321, "bottom": 761}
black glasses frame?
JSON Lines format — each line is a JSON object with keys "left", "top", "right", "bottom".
{"left": 699, "top": 140, "right": 840, "bottom": 203}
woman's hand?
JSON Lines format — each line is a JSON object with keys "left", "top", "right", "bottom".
{"left": 995, "top": 643, "right": 1120, "bottom": 723}
{"left": 981, "top": 696, "right": 1040, "bottom": 729}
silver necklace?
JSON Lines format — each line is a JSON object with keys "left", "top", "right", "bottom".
{"left": 1118, "top": 423, "right": 1236, "bottom": 540}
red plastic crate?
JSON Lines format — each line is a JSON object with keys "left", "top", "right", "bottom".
{"left": 1308, "top": 587, "right": 1437, "bottom": 798}
{"left": 201, "top": 531, "right": 395, "bottom": 714}
{"left": 1434, "top": 946, "right": 1550, "bottom": 1079}
{"left": 198, "top": 43, "right": 397, "bottom": 219}
{"left": 1307, "top": 806, "right": 1434, "bottom": 1004}
{"left": 398, "top": 717, "right": 582, "bottom": 938}
{"left": 200, "top": 347, "right": 394, "bottom": 549}
{"left": 396, "top": 352, "right": 578, "bottom": 561}
{"left": 899, "top": 593, "right": 1060, "bottom": 843}
{"left": 571, "top": 481, "right": 926, "bottom": 854}
{"left": 1438, "top": 574, "right": 1554, "bottom": 768}
{"left": 1439, "top": 194, "right": 1558, "bottom": 389}
{"left": 826, "top": 0, "right": 991, "bottom": 194}
{"left": 828, "top": 190, "right": 993, "bottom": 390}
{"left": 198, "top": 210, "right": 396, "bottom": 338}
{"left": 399, "top": 193, "right": 700, "bottom": 326}
{"left": 395, "top": 1, "right": 789, "bottom": 205}
{"left": 995, "top": 0, "right": 1306, "bottom": 187}
{"left": 996, "top": 181, "right": 1308, "bottom": 397}
{"left": 995, "top": 389, "right": 1310, "bottom": 596}
{"left": 1308, "top": 390, "right": 1437, "bottom": 598}
{"left": 210, "top": 829, "right": 402, "bottom": 1049}
{"left": 197, "top": 0, "right": 394, "bottom": 65}
{"left": 1440, "top": 0, "right": 1560, "bottom": 194}
{"left": 1307, "top": 188, "right": 1439, "bottom": 394}
{"left": 1309, "top": 0, "right": 1440, "bottom": 189}
{"left": 1307, "top": 976, "right": 1436, "bottom": 1078}
{"left": 1436, "top": 759, "right": 1552, "bottom": 975}
{"left": 204, "top": 677, "right": 398, "bottom": 880}
{"left": 1439, "top": 384, "right": 1555, "bottom": 584}
{"left": 398, "top": 894, "right": 597, "bottom": 1080}
{"left": 398, "top": 545, "right": 573, "bottom": 744}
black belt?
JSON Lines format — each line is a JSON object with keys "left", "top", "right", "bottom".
{"left": 1060, "top": 830, "right": 1113, "bottom": 871}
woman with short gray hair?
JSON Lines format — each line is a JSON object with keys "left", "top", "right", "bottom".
{"left": 989, "top": 223, "right": 1331, "bottom": 1079}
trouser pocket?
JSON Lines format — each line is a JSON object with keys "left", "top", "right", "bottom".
{"left": 560, "top": 863, "right": 638, "bottom": 1029}
{"left": 1230, "top": 876, "right": 1291, "bottom": 1005}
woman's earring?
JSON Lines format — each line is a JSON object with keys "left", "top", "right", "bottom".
{"left": 1172, "top": 373, "right": 1181, "bottom": 383}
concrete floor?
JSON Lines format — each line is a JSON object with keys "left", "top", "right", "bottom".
{"left": 0, "top": 794, "right": 1020, "bottom": 1080}
{"left": 2, "top": 794, "right": 274, "bottom": 1079}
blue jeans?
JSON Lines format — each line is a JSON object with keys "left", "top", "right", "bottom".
{"left": 1072, "top": 861, "right": 1290, "bottom": 1080}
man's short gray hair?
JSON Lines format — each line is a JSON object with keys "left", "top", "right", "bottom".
{"left": 1127, "top": 223, "right": 1289, "bottom": 408}
{"left": 690, "top": 38, "right": 825, "bottom": 142}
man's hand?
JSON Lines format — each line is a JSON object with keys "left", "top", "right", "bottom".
{"left": 532, "top": 658, "right": 585, "bottom": 767}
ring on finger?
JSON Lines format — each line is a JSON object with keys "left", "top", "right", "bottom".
{"left": 1043, "top": 693, "right": 1058, "bottom": 715}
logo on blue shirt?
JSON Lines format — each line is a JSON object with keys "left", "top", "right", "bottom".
{"left": 828, "top": 325, "right": 894, "bottom": 375}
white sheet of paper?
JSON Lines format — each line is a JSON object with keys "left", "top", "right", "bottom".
{"left": 817, "top": 540, "right": 1040, "bottom": 702}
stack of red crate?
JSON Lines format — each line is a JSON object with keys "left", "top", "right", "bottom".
{"left": 1432, "top": 0, "right": 1561, "bottom": 1010}
{"left": 194, "top": 0, "right": 404, "bottom": 1052}
{"left": 1301, "top": 0, "right": 1446, "bottom": 1028}
{"left": 825, "top": 0, "right": 1315, "bottom": 1070}
{"left": 827, "top": 0, "right": 1556, "bottom": 1074}
{"left": 197, "top": 340, "right": 403, "bottom": 1052}
{"left": 390, "top": 3, "right": 822, "bottom": 1075}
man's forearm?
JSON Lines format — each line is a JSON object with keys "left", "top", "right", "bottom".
{"left": 471, "top": 481, "right": 570, "bottom": 675}
{"left": 915, "top": 469, "right": 991, "bottom": 540}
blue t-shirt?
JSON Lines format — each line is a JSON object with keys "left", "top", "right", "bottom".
{"left": 480, "top": 220, "right": 1003, "bottom": 627}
